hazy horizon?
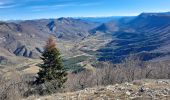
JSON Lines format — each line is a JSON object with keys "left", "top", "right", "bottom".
{"left": 1, "top": 11, "right": 170, "bottom": 21}
{"left": 0, "top": 0, "right": 170, "bottom": 20}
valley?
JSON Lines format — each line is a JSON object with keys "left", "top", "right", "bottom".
{"left": 0, "top": 12, "right": 170, "bottom": 73}
{"left": 0, "top": 0, "right": 169, "bottom": 99}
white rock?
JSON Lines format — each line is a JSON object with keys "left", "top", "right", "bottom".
{"left": 125, "top": 82, "right": 133, "bottom": 86}
{"left": 115, "top": 84, "right": 119, "bottom": 86}
{"left": 126, "top": 91, "right": 131, "bottom": 96}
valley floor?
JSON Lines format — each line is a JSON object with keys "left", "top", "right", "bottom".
{"left": 25, "top": 79, "right": 170, "bottom": 100}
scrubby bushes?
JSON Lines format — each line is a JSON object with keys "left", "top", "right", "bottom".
{"left": 65, "top": 56, "right": 170, "bottom": 91}
{"left": 63, "top": 55, "right": 88, "bottom": 72}
{"left": 0, "top": 55, "right": 170, "bottom": 99}
{"left": 0, "top": 69, "right": 30, "bottom": 100}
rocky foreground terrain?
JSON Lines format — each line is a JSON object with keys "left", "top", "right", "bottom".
{"left": 26, "top": 79, "right": 170, "bottom": 100}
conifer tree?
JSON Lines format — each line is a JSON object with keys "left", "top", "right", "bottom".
{"left": 36, "top": 36, "right": 67, "bottom": 90}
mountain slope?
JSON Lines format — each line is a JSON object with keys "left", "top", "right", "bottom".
{"left": 98, "top": 12, "right": 170, "bottom": 63}
{"left": 0, "top": 18, "right": 99, "bottom": 66}
{"left": 91, "top": 21, "right": 119, "bottom": 34}
{"left": 0, "top": 12, "right": 170, "bottom": 66}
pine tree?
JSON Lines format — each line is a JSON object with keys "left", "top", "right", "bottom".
{"left": 36, "top": 36, "right": 67, "bottom": 90}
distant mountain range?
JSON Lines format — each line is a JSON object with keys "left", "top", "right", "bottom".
{"left": 97, "top": 12, "right": 170, "bottom": 63}
{"left": 0, "top": 18, "right": 99, "bottom": 65}
{"left": 0, "top": 12, "right": 170, "bottom": 66}
{"left": 77, "top": 16, "right": 124, "bottom": 23}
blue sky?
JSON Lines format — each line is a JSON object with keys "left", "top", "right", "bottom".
{"left": 0, "top": 0, "right": 170, "bottom": 20}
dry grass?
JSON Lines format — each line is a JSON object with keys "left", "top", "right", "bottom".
{"left": 25, "top": 79, "right": 170, "bottom": 100}
{"left": 23, "top": 66, "right": 40, "bottom": 74}
{"left": 1, "top": 56, "right": 170, "bottom": 100}
{"left": 0, "top": 68, "right": 29, "bottom": 100}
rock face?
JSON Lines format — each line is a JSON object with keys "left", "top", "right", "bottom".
{"left": 26, "top": 79, "right": 170, "bottom": 100}
{"left": 0, "top": 56, "right": 8, "bottom": 65}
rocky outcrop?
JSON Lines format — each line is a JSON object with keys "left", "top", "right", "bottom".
{"left": 0, "top": 56, "right": 8, "bottom": 65}
{"left": 13, "top": 46, "right": 43, "bottom": 58}
{"left": 26, "top": 79, "right": 170, "bottom": 100}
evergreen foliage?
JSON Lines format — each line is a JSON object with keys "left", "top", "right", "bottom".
{"left": 36, "top": 36, "right": 67, "bottom": 91}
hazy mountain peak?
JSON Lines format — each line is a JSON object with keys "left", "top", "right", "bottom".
{"left": 139, "top": 12, "right": 170, "bottom": 18}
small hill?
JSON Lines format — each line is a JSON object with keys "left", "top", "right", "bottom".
{"left": 91, "top": 21, "right": 119, "bottom": 34}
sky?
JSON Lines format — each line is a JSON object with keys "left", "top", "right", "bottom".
{"left": 0, "top": 0, "right": 170, "bottom": 20}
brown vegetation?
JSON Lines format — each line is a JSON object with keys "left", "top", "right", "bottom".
{"left": 0, "top": 69, "right": 30, "bottom": 100}
{"left": 65, "top": 56, "right": 170, "bottom": 91}
{"left": 0, "top": 56, "right": 170, "bottom": 99}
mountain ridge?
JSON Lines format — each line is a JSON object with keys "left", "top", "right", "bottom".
{"left": 0, "top": 12, "right": 170, "bottom": 66}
